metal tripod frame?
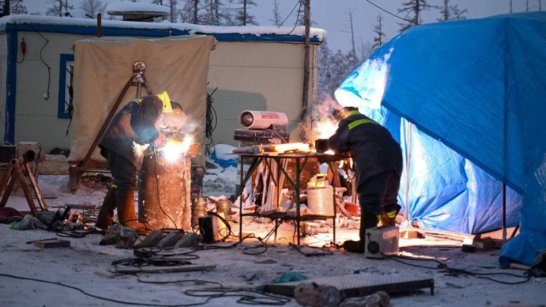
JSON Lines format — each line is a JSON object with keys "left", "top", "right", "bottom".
{"left": 0, "top": 158, "right": 48, "bottom": 215}
{"left": 69, "top": 61, "right": 153, "bottom": 191}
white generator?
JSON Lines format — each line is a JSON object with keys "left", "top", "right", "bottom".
{"left": 365, "top": 226, "right": 400, "bottom": 259}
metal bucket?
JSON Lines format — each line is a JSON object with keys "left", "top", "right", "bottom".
{"left": 216, "top": 198, "right": 233, "bottom": 221}
{"left": 307, "top": 186, "right": 334, "bottom": 216}
{"left": 191, "top": 197, "right": 208, "bottom": 227}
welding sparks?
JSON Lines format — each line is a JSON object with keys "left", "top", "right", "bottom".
{"left": 315, "top": 119, "right": 338, "bottom": 139}
{"left": 160, "top": 136, "right": 195, "bottom": 162}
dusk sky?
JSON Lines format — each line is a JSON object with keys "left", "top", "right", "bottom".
{"left": 21, "top": 0, "right": 540, "bottom": 52}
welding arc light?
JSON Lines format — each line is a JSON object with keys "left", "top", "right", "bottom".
{"left": 241, "top": 112, "right": 254, "bottom": 128}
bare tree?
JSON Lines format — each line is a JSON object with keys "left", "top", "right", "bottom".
{"left": 202, "top": 0, "right": 225, "bottom": 25}
{"left": 180, "top": 0, "right": 200, "bottom": 24}
{"left": 11, "top": 0, "right": 28, "bottom": 14}
{"left": 79, "top": 0, "right": 106, "bottom": 18}
{"left": 371, "top": 14, "right": 386, "bottom": 50}
{"left": 437, "top": 0, "right": 467, "bottom": 21}
{"left": 398, "top": 0, "right": 434, "bottom": 32}
{"left": 270, "top": 0, "right": 282, "bottom": 26}
{"left": 234, "top": 0, "right": 257, "bottom": 26}
{"left": 347, "top": 9, "right": 358, "bottom": 66}
{"left": 46, "top": 0, "right": 74, "bottom": 17}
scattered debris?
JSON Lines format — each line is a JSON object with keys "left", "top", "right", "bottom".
{"left": 340, "top": 291, "right": 391, "bottom": 307}
{"left": 294, "top": 282, "right": 342, "bottom": 307}
{"left": 33, "top": 238, "right": 71, "bottom": 248}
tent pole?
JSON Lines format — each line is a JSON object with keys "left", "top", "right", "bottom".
{"left": 502, "top": 182, "right": 507, "bottom": 241}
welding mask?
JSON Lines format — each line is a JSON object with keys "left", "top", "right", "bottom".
{"left": 132, "top": 95, "right": 163, "bottom": 143}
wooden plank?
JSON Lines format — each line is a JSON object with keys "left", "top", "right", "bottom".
{"left": 34, "top": 239, "right": 71, "bottom": 248}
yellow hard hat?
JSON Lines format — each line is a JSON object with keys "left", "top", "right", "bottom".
{"left": 156, "top": 91, "right": 173, "bottom": 113}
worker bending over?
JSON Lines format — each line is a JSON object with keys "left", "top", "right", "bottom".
{"left": 328, "top": 106, "right": 403, "bottom": 253}
{"left": 95, "top": 95, "right": 164, "bottom": 233}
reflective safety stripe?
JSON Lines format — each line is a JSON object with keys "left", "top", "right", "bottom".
{"left": 343, "top": 110, "right": 361, "bottom": 118}
{"left": 348, "top": 118, "right": 377, "bottom": 130}
{"left": 386, "top": 210, "right": 397, "bottom": 219}
{"left": 111, "top": 184, "right": 118, "bottom": 189}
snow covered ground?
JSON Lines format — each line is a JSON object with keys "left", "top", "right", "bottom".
{"left": 0, "top": 162, "right": 545, "bottom": 306}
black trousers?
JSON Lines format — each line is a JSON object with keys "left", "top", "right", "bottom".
{"left": 107, "top": 151, "right": 137, "bottom": 190}
{"left": 357, "top": 170, "right": 401, "bottom": 228}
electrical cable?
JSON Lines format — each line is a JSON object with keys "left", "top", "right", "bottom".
{"left": 0, "top": 273, "right": 214, "bottom": 307}
{"left": 383, "top": 252, "right": 532, "bottom": 285}
{"left": 287, "top": 0, "right": 304, "bottom": 35}
{"left": 278, "top": 0, "right": 301, "bottom": 27}
{"left": 365, "top": 0, "right": 414, "bottom": 23}
{"left": 151, "top": 147, "right": 179, "bottom": 229}
{"left": 28, "top": 25, "right": 51, "bottom": 100}
{"left": 264, "top": 128, "right": 289, "bottom": 143}
{"left": 184, "top": 287, "right": 290, "bottom": 306}
{"left": 205, "top": 88, "right": 218, "bottom": 146}
{"left": 288, "top": 242, "right": 334, "bottom": 257}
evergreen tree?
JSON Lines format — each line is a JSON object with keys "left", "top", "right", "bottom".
{"left": 437, "top": 0, "right": 467, "bottom": 21}
{"left": 317, "top": 40, "right": 333, "bottom": 97}
{"left": 317, "top": 40, "right": 359, "bottom": 97}
{"left": 371, "top": 14, "right": 386, "bottom": 50}
{"left": 11, "top": 0, "right": 28, "bottom": 14}
{"left": 79, "top": 0, "right": 106, "bottom": 18}
{"left": 46, "top": 0, "right": 74, "bottom": 17}
{"left": 397, "top": 0, "right": 433, "bottom": 32}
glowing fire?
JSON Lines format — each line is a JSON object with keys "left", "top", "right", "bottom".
{"left": 269, "top": 142, "right": 310, "bottom": 153}
{"left": 160, "top": 136, "right": 195, "bottom": 162}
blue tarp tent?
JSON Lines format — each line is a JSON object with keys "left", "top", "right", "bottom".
{"left": 334, "top": 12, "right": 546, "bottom": 267}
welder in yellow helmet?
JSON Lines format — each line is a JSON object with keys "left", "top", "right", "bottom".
{"left": 95, "top": 94, "right": 165, "bottom": 233}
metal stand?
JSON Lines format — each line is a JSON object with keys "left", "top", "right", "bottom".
{"left": 0, "top": 158, "right": 48, "bottom": 215}
{"left": 69, "top": 61, "right": 152, "bottom": 191}
{"left": 237, "top": 152, "right": 347, "bottom": 246}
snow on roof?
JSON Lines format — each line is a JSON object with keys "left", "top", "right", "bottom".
{"left": 0, "top": 14, "right": 326, "bottom": 42}
{"left": 107, "top": 2, "right": 170, "bottom": 17}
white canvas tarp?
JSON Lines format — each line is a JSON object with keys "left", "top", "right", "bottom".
{"left": 68, "top": 35, "right": 216, "bottom": 165}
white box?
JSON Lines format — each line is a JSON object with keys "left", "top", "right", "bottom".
{"left": 365, "top": 226, "right": 400, "bottom": 259}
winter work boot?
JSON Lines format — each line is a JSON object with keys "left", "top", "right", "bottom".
{"left": 115, "top": 188, "right": 148, "bottom": 234}
{"left": 343, "top": 208, "right": 379, "bottom": 253}
{"left": 95, "top": 187, "right": 117, "bottom": 230}
{"left": 380, "top": 204, "right": 401, "bottom": 226}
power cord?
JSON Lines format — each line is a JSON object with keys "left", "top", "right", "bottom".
{"left": 151, "top": 148, "right": 179, "bottom": 229}
{"left": 383, "top": 252, "right": 532, "bottom": 285}
{"left": 205, "top": 88, "right": 218, "bottom": 146}
{"left": 289, "top": 242, "right": 334, "bottom": 257}
{"left": 184, "top": 287, "right": 290, "bottom": 306}
{"left": 0, "top": 273, "right": 213, "bottom": 307}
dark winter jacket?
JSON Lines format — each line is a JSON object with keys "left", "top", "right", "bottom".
{"left": 99, "top": 96, "right": 162, "bottom": 168}
{"left": 328, "top": 110, "right": 403, "bottom": 190}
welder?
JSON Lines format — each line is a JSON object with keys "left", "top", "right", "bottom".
{"left": 95, "top": 94, "right": 167, "bottom": 233}
{"left": 328, "top": 106, "right": 403, "bottom": 253}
